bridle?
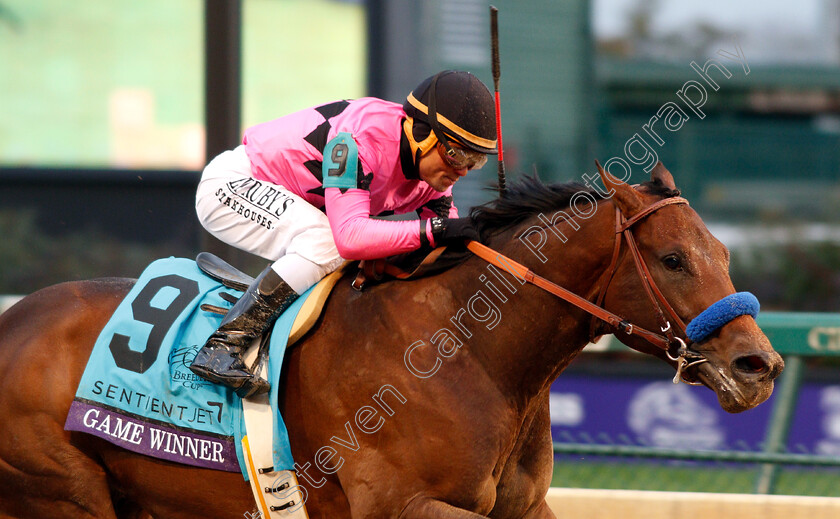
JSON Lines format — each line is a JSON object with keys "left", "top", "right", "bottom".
{"left": 467, "top": 195, "right": 708, "bottom": 385}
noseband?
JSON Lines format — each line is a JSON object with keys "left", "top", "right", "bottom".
{"left": 468, "top": 196, "right": 707, "bottom": 385}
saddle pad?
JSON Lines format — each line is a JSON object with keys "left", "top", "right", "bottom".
{"left": 63, "top": 257, "right": 314, "bottom": 478}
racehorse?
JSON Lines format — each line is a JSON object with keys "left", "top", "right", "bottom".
{"left": 0, "top": 163, "right": 783, "bottom": 518}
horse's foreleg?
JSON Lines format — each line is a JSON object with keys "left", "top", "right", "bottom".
{"left": 397, "top": 497, "right": 489, "bottom": 519}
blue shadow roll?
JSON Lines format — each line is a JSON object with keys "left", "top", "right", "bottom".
{"left": 685, "top": 292, "right": 760, "bottom": 343}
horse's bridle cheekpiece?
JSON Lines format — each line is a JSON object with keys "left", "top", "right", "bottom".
{"left": 468, "top": 195, "right": 759, "bottom": 385}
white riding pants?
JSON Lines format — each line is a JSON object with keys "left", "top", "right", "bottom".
{"left": 195, "top": 146, "right": 344, "bottom": 294}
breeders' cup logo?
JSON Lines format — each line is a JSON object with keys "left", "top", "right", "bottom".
{"left": 549, "top": 392, "right": 584, "bottom": 427}
{"left": 627, "top": 381, "right": 724, "bottom": 449}
{"left": 169, "top": 345, "right": 211, "bottom": 390}
{"left": 816, "top": 386, "right": 840, "bottom": 456}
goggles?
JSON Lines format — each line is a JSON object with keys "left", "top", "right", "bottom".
{"left": 426, "top": 71, "right": 489, "bottom": 171}
{"left": 437, "top": 141, "right": 488, "bottom": 170}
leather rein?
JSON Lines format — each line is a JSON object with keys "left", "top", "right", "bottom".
{"left": 467, "top": 196, "right": 707, "bottom": 385}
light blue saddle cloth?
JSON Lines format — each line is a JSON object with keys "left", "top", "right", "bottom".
{"left": 65, "top": 257, "right": 311, "bottom": 480}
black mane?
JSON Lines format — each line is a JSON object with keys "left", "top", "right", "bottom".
{"left": 384, "top": 174, "right": 681, "bottom": 277}
{"left": 470, "top": 174, "right": 681, "bottom": 239}
{"left": 470, "top": 177, "right": 602, "bottom": 239}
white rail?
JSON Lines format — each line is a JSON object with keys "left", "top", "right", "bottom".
{"left": 0, "top": 295, "right": 23, "bottom": 315}
{"left": 546, "top": 487, "right": 840, "bottom": 519}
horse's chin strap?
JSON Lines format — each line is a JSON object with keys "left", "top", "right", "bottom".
{"left": 466, "top": 196, "right": 709, "bottom": 386}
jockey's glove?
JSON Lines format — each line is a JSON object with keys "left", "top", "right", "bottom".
{"left": 430, "top": 217, "right": 480, "bottom": 246}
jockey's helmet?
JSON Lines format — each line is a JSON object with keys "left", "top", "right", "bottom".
{"left": 402, "top": 70, "right": 498, "bottom": 160}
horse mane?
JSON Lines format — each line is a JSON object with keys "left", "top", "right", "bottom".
{"left": 385, "top": 174, "right": 681, "bottom": 277}
{"left": 470, "top": 176, "right": 601, "bottom": 239}
{"left": 469, "top": 174, "right": 681, "bottom": 240}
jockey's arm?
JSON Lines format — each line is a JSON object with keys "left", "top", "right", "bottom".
{"left": 320, "top": 131, "right": 460, "bottom": 260}
{"left": 325, "top": 187, "right": 436, "bottom": 260}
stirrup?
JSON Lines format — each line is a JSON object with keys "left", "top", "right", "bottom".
{"left": 236, "top": 375, "right": 270, "bottom": 398}
{"left": 236, "top": 336, "right": 272, "bottom": 398}
{"left": 190, "top": 343, "right": 270, "bottom": 397}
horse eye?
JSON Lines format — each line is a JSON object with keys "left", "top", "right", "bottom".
{"left": 663, "top": 254, "right": 683, "bottom": 271}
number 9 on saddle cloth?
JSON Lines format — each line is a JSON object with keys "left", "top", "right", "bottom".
{"left": 63, "top": 256, "right": 321, "bottom": 478}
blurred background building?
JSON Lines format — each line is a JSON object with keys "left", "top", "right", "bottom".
{"left": 2, "top": 0, "right": 840, "bottom": 310}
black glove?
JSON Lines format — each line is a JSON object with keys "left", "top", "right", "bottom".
{"left": 430, "top": 217, "right": 480, "bottom": 247}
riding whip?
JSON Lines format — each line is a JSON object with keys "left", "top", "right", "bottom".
{"left": 490, "top": 5, "right": 507, "bottom": 196}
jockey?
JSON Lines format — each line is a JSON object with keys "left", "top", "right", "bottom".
{"left": 189, "top": 70, "right": 498, "bottom": 397}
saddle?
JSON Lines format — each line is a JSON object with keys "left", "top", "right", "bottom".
{"left": 195, "top": 252, "right": 348, "bottom": 347}
{"left": 195, "top": 246, "right": 452, "bottom": 336}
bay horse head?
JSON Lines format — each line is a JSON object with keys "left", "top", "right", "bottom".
{"left": 471, "top": 161, "right": 782, "bottom": 414}
{"left": 588, "top": 161, "right": 783, "bottom": 412}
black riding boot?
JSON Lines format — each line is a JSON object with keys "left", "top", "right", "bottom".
{"left": 190, "top": 266, "right": 299, "bottom": 398}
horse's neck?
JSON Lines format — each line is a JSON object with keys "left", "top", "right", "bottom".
{"left": 454, "top": 207, "right": 616, "bottom": 402}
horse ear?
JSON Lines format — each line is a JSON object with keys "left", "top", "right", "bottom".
{"left": 595, "top": 160, "right": 644, "bottom": 216}
{"left": 650, "top": 161, "right": 678, "bottom": 191}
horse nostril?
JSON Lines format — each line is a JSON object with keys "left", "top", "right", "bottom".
{"left": 732, "top": 354, "right": 770, "bottom": 376}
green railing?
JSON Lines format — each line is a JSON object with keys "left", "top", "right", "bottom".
{"left": 553, "top": 312, "right": 840, "bottom": 495}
